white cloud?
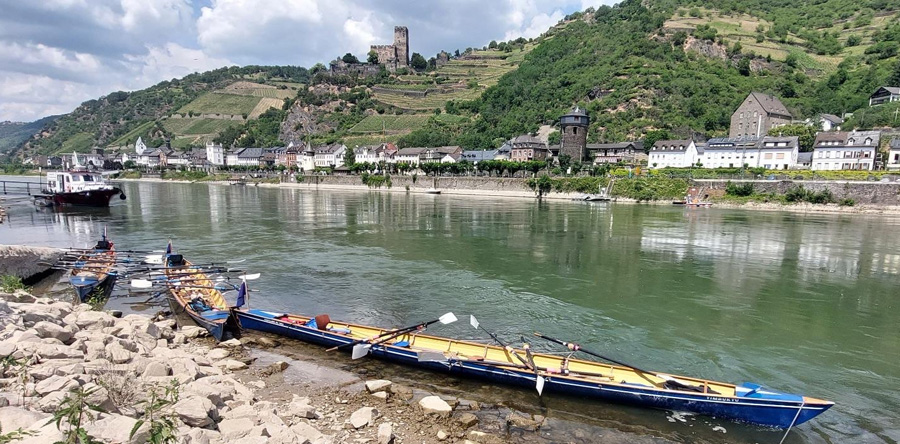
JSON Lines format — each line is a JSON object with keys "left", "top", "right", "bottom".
{"left": 0, "top": 0, "right": 624, "bottom": 122}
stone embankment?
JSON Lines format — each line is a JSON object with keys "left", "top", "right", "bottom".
{"left": 0, "top": 291, "right": 550, "bottom": 444}
{"left": 0, "top": 246, "right": 62, "bottom": 283}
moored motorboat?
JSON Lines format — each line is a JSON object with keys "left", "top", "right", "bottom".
{"left": 68, "top": 231, "right": 118, "bottom": 304}
{"left": 233, "top": 308, "right": 833, "bottom": 428}
{"left": 38, "top": 169, "right": 126, "bottom": 207}
{"left": 162, "top": 245, "right": 241, "bottom": 341}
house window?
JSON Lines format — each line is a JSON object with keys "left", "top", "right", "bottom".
{"left": 865, "top": 138, "right": 872, "bottom": 145}
{"left": 753, "top": 111, "right": 758, "bottom": 117}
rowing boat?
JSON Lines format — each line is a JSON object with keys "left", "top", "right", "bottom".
{"left": 234, "top": 308, "right": 833, "bottom": 428}
{"left": 162, "top": 245, "right": 241, "bottom": 341}
{"left": 68, "top": 232, "right": 118, "bottom": 304}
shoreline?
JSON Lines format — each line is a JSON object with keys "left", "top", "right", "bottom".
{"left": 0, "top": 289, "right": 696, "bottom": 444}
{"left": 116, "top": 176, "right": 900, "bottom": 216}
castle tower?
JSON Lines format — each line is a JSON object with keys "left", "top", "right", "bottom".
{"left": 394, "top": 26, "right": 409, "bottom": 67}
{"left": 559, "top": 106, "right": 589, "bottom": 161}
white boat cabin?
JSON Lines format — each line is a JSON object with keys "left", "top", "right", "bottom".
{"left": 45, "top": 172, "right": 113, "bottom": 193}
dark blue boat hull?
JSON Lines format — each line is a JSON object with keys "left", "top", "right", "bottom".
{"left": 235, "top": 309, "right": 831, "bottom": 428}
{"left": 70, "top": 273, "right": 117, "bottom": 304}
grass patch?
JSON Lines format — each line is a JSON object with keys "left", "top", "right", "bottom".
{"left": 107, "top": 120, "right": 155, "bottom": 147}
{"left": 61, "top": 132, "right": 95, "bottom": 153}
{"left": 178, "top": 92, "right": 261, "bottom": 116}
{"left": 0, "top": 275, "right": 26, "bottom": 293}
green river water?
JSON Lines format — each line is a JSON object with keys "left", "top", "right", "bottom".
{"left": 1, "top": 179, "right": 897, "bottom": 443}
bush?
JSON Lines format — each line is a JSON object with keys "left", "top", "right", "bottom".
{"left": 0, "top": 275, "right": 25, "bottom": 293}
{"left": 725, "top": 181, "right": 754, "bottom": 197}
{"left": 838, "top": 198, "right": 856, "bottom": 207}
{"left": 785, "top": 185, "right": 834, "bottom": 204}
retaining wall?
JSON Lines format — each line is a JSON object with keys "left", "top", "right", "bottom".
{"left": 0, "top": 245, "right": 61, "bottom": 282}
{"left": 696, "top": 180, "right": 900, "bottom": 205}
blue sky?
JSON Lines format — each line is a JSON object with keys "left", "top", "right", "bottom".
{"left": 0, "top": 0, "right": 616, "bottom": 122}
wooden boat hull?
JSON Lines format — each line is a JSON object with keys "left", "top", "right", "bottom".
{"left": 163, "top": 257, "right": 240, "bottom": 342}
{"left": 235, "top": 309, "right": 832, "bottom": 428}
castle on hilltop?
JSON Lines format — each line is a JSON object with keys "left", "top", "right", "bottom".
{"left": 330, "top": 26, "right": 410, "bottom": 76}
{"left": 370, "top": 26, "right": 409, "bottom": 71}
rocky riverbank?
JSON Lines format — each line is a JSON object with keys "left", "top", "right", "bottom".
{"left": 0, "top": 291, "right": 583, "bottom": 444}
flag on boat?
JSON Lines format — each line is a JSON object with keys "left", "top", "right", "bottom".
{"left": 103, "top": 226, "right": 107, "bottom": 241}
{"left": 166, "top": 241, "right": 172, "bottom": 255}
{"left": 235, "top": 280, "right": 248, "bottom": 308}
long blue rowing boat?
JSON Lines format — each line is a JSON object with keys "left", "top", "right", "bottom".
{"left": 233, "top": 308, "right": 833, "bottom": 428}
{"left": 68, "top": 233, "right": 118, "bottom": 304}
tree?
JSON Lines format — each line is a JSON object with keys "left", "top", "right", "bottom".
{"left": 343, "top": 148, "right": 356, "bottom": 167}
{"left": 488, "top": 40, "right": 498, "bottom": 49}
{"left": 548, "top": 131, "right": 561, "bottom": 145}
{"left": 367, "top": 50, "right": 379, "bottom": 64}
{"left": 410, "top": 52, "right": 427, "bottom": 71}
{"left": 643, "top": 130, "right": 671, "bottom": 152}
{"left": 767, "top": 124, "right": 816, "bottom": 152}
{"left": 310, "top": 63, "right": 327, "bottom": 75}
{"left": 738, "top": 57, "right": 751, "bottom": 76}
{"left": 342, "top": 53, "right": 359, "bottom": 64}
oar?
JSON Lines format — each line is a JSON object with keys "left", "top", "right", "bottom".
{"left": 469, "top": 316, "right": 531, "bottom": 368}
{"left": 521, "top": 336, "right": 545, "bottom": 396}
{"left": 324, "top": 312, "right": 457, "bottom": 356}
{"left": 533, "top": 332, "right": 705, "bottom": 392}
{"left": 130, "top": 273, "right": 259, "bottom": 289}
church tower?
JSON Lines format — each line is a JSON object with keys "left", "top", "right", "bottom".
{"left": 559, "top": 106, "right": 589, "bottom": 161}
{"left": 135, "top": 136, "right": 147, "bottom": 156}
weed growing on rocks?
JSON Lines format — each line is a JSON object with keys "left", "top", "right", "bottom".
{"left": 47, "top": 386, "right": 104, "bottom": 444}
{"left": 132, "top": 380, "right": 180, "bottom": 444}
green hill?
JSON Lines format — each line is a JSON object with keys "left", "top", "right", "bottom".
{"left": 22, "top": 66, "right": 308, "bottom": 156}
{"left": 0, "top": 116, "right": 58, "bottom": 153}
{"left": 12, "top": 0, "right": 900, "bottom": 157}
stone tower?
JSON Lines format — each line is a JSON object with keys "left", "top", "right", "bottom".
{"left": 560, "top": 106, "right": 589, "bottom": 161}
{"left": 394, "top": 26, "right": 409, "bottom": 67}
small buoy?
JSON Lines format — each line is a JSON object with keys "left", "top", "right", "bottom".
{"left": 119, "top": 193, "right": 127, "bottom": 200}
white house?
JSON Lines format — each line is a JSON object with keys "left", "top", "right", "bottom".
{"left": 869, "top": 86, "right": 900, "bottom": 106}
{"left": 299, "top": 148, "right": 316, "bottom": 172}
{"left": 648, "top": 140, "right": 699, "bottom": 168}
{"left": 818, "top": 114, "right": 843, "bottom": 132}
{"left": 394, "top": 147, "right": 427, "bottom": 166}
{"left": 756, "top": 136, "right": 800, "bottom": 170}
{"left": 354, "top": 145, "right": 386, "bottom": 164}
{"left": 206, "top": 142, "right": 225, "bottom": 166}
{"left": 886, "top": 138, "right": 900, "bottom": 171}
{"left": 811, "top": 131, "right": 879, "bottom": 171}
{"left": 226, "top": 148, "right": 263, "bottom": 167}
{"left": 700, "top": 137, "right": 760, "bottom": 169}
{"left": 314, "top": 144, "right": 346, "bottom": 168}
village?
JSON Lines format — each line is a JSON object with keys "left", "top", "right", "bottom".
{"left": 20, "top": 87, "right": 900, "bottom": 178}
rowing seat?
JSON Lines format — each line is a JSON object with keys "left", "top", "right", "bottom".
{"left": 393, "top": 341, "right": 411, "bottom": 348}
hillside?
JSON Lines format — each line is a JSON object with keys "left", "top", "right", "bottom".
{"left": 21, "top": 66, "right": 308, "bottom": 156}
{"left": 446, "top": 0, "right": 900, "bottom": 149}
{"left": 0, "top": 116, "right": 58, "bottom": 153}
{"left": 11, "top": 0, "right": 900, "bottom": 157}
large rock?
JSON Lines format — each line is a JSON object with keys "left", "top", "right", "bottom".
{"left": 173, "top": 395, "right": 217, "bottom": 427}
{"left": 217, "top": 417, "right": 256, "bottom": 439}
{"left": 506, "top": 413, "right": 540, "bottom": 431}
{"left": 285, "top": 395, "right": 318, "bottom": 419}
{"left": 74, "top": 311, "right": 116, "bottom": 330}
{"left": 16, "top": 342, "right": 83, "bottom": 360}
{"left": 349, "top": 406, "right": 377, "bottom": 429}
{"left": 419, "top": 396, "right": 452, "bottom": 418}
{"left": 142, "top": 361, "right": 171, "bottom": 378}
{"left": 216, "top": 359, "right": 248, "bottom": 371}
{"left": 377, "top": 422, "right": 394, "bottom": 444}
{"left": 0, "top": 406, "right": 49, "bottom": 431}
{"left": 181, "top": 326, "right": 208, "bottom": 339}
{"left": 84, "top": 413, "right": 148, "bottom": 444}
{"left": 34, "top": 375, "right": 78, "bottom": 396}
{"left": 456, "top": 412, "right": 479, "bottom": 428}
{"left": 206, "top": 348, "right": 230, "bottom": 361}
{"left": 291, "top": 421, "right": 325, "bottom": 444}
{"left": 14, "top": 304, "right": 62, "bottom": 325}
{"left": 32, "top": 321, "right": 73, "bottom": 343}
{"left": 0, "top": 341, "right": 16, "bottom": 358}
{"left": 105, "top": 341, "right": 133, "bottom": 364}
{"left": 365, "top": 380, "right": 392, "bottom": 393}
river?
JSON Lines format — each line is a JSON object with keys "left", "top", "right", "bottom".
{"left": 0, "top": 178, "right": 897, "bottom": 443}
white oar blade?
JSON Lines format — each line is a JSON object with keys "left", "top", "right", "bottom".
{"left": 536, "top": 375, "right": 546, "bottom": 396}
{"left": 144, "top": 255, "right": 163, "bottom": 265}
{"left": 351, "top": 344, "right": 370, "bottom": 360}
{"left": 130, "top": 279, "right": 153, "bottom": 289}
{"left": 238, "top": 273, "right": 260, "bottom": 281}
{"left": 439, "top": 312, "right": 458, "bottom": 325}
{"left": 227, "top": 259, "right": 246, "bottom": 264}
{"left": 469, "top": 315, "right": 479, "bottom": 329}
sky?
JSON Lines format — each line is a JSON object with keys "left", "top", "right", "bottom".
{"left": 0, "top": 0, "right": 617, "bottom": 123}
